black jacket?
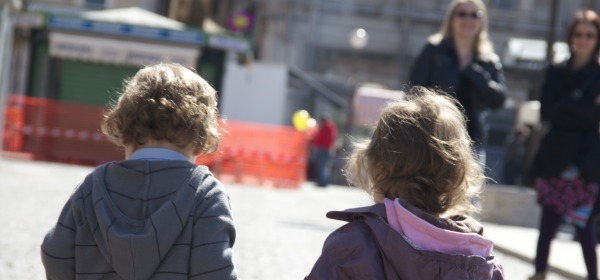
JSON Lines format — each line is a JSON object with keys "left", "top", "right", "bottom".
{"left": 409, "top": 38, "right": 507, "bottom": 144}
{"left": 532, "top": 59, "right": 600, "bottom": 183}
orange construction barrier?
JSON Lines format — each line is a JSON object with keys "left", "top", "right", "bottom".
{"left": 2, "top": 104, "right": 24, "bottom": 152}
{"left": 3, "top": 95, "right": 308, "bottom": 189}
{"left": 196, "top": 120, "right": 308, "bottom": 189}
{"left": 2, "top": 94, "right": 122, "bottom": 165}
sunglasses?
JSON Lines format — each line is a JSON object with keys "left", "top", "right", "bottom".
{"left": 454, "top": 10, "right": 483, "bottom": 20}
{"left": 573, "top": 32, "right": 597, "bottom": 39}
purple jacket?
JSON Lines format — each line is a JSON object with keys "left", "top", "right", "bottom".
{"left": 306, "top": 203, "right": 504, "bottom": 280}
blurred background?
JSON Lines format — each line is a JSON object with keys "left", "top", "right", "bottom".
{"left": 0, "top": 0, "right": 594, "bottom": 188}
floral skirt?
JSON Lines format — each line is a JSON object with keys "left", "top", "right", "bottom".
{"left": 535, "top": 176, "right": 598, "bottom": 228}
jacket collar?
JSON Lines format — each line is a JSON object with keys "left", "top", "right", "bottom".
{"left": 437, "top": 37, "right": 497, "bottom": 64}
{"left": 438, "top": 37, "right": 455, "bottom": 50}
{"left": 326, "top": 199, "right": 484, "bottom": 235}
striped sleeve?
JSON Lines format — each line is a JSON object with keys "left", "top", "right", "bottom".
{"left": 189, "top": 179, "right": 237, "bottom": 280}
{"left": 41, "top": 197, "right": 77, "bottom": 280}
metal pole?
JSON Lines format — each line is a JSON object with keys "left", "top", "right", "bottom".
{"left": 528, "top": 0, "right": 560, "bottom": 103}
{"left": 0, "top": 3, "right": 14, "bottom": 157}
{"left": 586, "top": 0, "right": 594, "bottom": 9}
{"left": 545, "top": 0, "right": 559, "bottom": 66}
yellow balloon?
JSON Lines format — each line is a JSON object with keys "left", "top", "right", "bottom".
{"left": 292, "top": 110, "right": 310, "bottom": 131}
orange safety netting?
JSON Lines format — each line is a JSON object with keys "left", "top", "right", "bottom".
{"left": 2, "top": 94, "right": 122, "bottom": 165}
{"left": 2, "top": 94, "right": 307, "bottom": 189}
{"left": 198, "top": 120, "right": 308, "bottom": 189}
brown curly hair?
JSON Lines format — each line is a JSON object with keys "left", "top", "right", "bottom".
{"left": 101, "top": 63, "right": 220, "bottom": 154}
{"left": 345, "top": 86, "right": 484, "bottom": 217}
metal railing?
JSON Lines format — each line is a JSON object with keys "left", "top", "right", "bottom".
{"left": 288, "top": 65, "right": 347, "bottom": 109}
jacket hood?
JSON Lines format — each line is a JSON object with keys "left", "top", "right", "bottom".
{"left": 327, "top": 202, "right": 500, "bottom": 278}
{"left": 383, "top": 198, "right": 493, "bottom": 257}
{"left": 86, "top": 160, "right": 203, "bottom": 280}
{"left": 327, "top": 200, "right": 485, "bottom": 237}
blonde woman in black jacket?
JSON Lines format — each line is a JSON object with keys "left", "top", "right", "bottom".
{"left": 409, "top": 0, "right": 506, "bottom": 160}
{"left": 529, "top": 10, "right": 600, "bottom": 280}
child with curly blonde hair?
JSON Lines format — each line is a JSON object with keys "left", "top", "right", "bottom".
{"left": 41, "top": 63, "right": 238, "bottom": 279}
{"left": 306, "top": 87, "right": 503, "bottom": 279}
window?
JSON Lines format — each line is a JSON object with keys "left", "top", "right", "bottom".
{"left": 85, "top": 0, "right": 105, "bottom": 10}
{"left": 490, "top": 0, "right": 517, "bottom": 10}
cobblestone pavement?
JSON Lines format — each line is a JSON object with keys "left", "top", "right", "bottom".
{"left": 0, "top": 158, "right": 570, "bottom": 279}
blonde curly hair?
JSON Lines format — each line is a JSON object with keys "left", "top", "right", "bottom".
{"left": 101, "top": 63, "right": 220, "bottom": 154}
{"left": 345, "top": 87, "right": 484, "bottom": 217}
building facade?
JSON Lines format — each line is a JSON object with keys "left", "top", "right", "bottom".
{"left": 251, "top": 0, "right": 598, "bottom": 183}
{"left": 256, "top": 0, "right": 595, "bottom": 101}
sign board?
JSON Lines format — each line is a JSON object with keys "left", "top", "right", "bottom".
{"left": 48, "top": 15, "right": 251, "bottom": 53}
{"left": 221, "top": 61, "right": 288, "bottom": 125}
{"left": 352, "top": 86, "right": 403, "bottom": 126}
{"left": 49, "top": 32, "right": 200, "bottom": 67}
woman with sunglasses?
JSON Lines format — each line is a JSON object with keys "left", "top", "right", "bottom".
{"left": 409, "top": 0, "right": 506, "bottom": 165}
{"left": 529, "top": 10, "right": 600, "bottom": 280}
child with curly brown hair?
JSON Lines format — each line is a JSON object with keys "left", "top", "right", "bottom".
{"left": 41, "top": 63, "right": 238, "bottom": 279}
{"left": 306, "top": 87, "right": 504, "bottom": 279}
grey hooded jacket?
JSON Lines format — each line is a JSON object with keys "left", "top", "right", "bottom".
{"left": 306, "top": 202, "right": 504, "bottom": 280}
{"left": 41, "top": 160, "right": 237, "bottom": 280}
